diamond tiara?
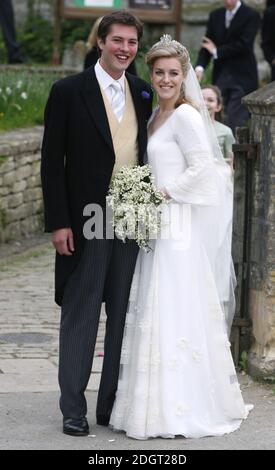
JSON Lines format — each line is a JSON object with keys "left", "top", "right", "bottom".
{"left": 154, "top": 34, "right": 188, "bottom": 56}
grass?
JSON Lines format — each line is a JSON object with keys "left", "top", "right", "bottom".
{"left": 0, "top": 71, "right": 57, "bottom": 131}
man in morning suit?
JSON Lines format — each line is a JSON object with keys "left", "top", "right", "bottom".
{"left": 41, "top": 10, "right": 152, "bottom": 437}
{"left": 261, "top": 4, "right": 275, "bottom": 82}
{"left": 195, "top": 0, "right": 260, "bottom": 133}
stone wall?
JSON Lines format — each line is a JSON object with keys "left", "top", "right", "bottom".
{"left": 0, "top": 127, "right": 44, "bottom": 243}
{"left": 242, "top": 82, "right": 275, "bottom": 377}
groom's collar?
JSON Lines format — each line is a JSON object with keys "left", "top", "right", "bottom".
{"left": 95, "top": 60, "right": 125, "bottom": 93}
{"left": 226, "top": 0, "right": 241, "bottom": 15}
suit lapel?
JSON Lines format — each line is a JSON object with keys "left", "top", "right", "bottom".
{"left": 226, "top": 3, "right": 245, "bottom": 36}
{"left": 80, "top": 67, "right": 114, "bottom": 153}
{"left": 126, "top": 73, "right": 147, "bottom": 164}
{"left": 219, "top": 8, "right": 227, "bottom": 39}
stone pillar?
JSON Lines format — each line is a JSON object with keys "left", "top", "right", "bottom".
{"left": 242, "top": 82, "right": 275, "bottom": 378}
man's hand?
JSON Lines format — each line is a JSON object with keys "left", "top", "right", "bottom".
{"left": 202, "top": 36, "right": 217, "bottom": 55}
{"left": 195, "top": 68, "right": 204, "bottom": 82}
{"left": 52, "top": 228, "right": 75, "bottom": 256}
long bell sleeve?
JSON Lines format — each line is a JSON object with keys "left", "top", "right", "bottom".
{"left": 165, "top": 104, "right": 219, "bottom": 206}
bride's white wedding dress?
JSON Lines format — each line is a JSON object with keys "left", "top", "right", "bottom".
{"left": 109, "top": 104, "right": 253, "bottom": 439}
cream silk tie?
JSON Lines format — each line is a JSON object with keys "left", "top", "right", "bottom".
{"left": 110, "top": 81, "right": 125, "bottom": 122}
{"left": 225, "top": 10, "right": 234, "bottom": 29}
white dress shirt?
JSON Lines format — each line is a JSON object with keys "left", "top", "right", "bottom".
{"left": 94, "top": 60, "right": 125, "bottom": 108}
{"left": 225, "top": 0, "right": 242, "bottom": 29}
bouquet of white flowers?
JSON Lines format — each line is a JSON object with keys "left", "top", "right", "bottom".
{"left": 106, "top": 165, "right": 166, "bottom": 251}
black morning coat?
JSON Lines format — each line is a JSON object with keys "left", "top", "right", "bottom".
{"left": 261, "top": 5, "right": 275, "bottom": 66}
{"left": 41, "top": 66, "right": 153, "bottom": 305}
{"left": 196, "top": 2, "right": 261, "bottom": 94}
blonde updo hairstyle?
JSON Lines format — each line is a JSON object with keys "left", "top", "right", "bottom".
{"left": 146, "top": 38, "right": 194, "bottom": 109}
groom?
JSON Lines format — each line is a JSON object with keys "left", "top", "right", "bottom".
{"left": 41, "top": 10, "right": 152, "bottom": 436}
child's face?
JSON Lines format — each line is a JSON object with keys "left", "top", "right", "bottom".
{"left": 202, "top": 88, "right": 221, "bottom": 120}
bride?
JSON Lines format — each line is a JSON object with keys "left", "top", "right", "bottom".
{"left": 109, "top": 35, "right": 253, "bottom": 439}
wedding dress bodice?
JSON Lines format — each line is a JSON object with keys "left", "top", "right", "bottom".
{"left": 148, "top": 104, "right": 219, "bottom": 206}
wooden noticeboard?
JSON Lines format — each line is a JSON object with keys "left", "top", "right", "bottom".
{"left": 53, "top": 0, "right": 181, "bottom": 63}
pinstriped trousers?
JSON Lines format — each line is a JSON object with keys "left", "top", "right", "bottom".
{"left": 59, "top": 237, "right": 139, "bottom": 420}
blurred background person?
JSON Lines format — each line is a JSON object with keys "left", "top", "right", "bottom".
{"left": 261, "top": 2, "right": 275, "bottom": 82}
{"left": 195, "top": 0, "right": 260, "bottom": 134}
{"left": 0, "top": 0, "right": 24, "bottom": 64}
{"left": 84, "top": 16, "right": 137, "bottom": 75}
{"left": 202, "top": 84, "right": 235, "bottom": 167}
{"left": 84, "top": 16, "right": 103, "bottom": 69}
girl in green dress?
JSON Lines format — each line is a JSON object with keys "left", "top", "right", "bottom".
{"left": 202, "top": 85, "right": 235, "bottom": 168}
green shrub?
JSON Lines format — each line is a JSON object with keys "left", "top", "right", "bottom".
{"left": 0, "top": 9, "right": 91, "bottom": 64}
{"left": 20, "top": 15, "right": 53, "bottom": 63}
{"left": 61, "top": 18, "right": 91, "bottom": 53}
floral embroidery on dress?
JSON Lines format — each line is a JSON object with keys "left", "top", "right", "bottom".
{"left": 151, "top": 352, "right": 161, "bottom": 367}
{"left": 148, "top": 406, "right": 160, "bottom": 424}
{"left": 192, "top": 349, "right": 202, "bottom": 362}
{"left": 168, "top": 356, "right": 181, "bottom": 370}
{"left": 178, "top": 337, "right": 189, "bottom": 349}
{"left": 211, "top": 303, "right": 222, "bottom": 319}
{"left": 176, "top": 403, "right": 189, "bottom": 416}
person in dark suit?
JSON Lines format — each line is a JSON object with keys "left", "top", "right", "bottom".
{"left": 41, "top": 10, "right": 152, "bottom": 437}
{"left": 84, "top": 16, "right": 137, "bottom": 74}
{"left": 261, "top": 4, "right": 275, "bottom": 81}
{"left": 195, "top": 0, "right": 260, "bottom": 133}
{"left": 0, "top": 0, "right": 23, "bottom": 63}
